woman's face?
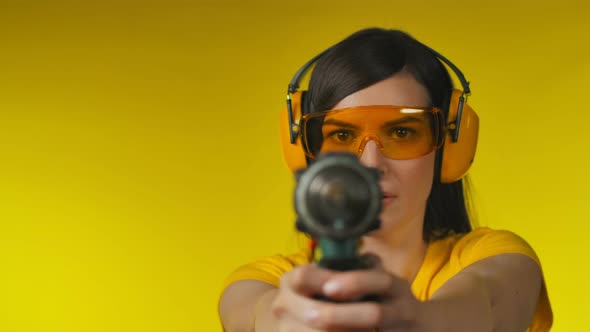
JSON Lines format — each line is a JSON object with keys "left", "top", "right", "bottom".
{"left": 331, "top": 71, "right": 435, "bottom": 238}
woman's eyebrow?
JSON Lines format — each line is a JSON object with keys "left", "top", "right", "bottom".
{"left": 323, "top": 119, "right": 361, "bottom": 129}
{"left": 382, "top": 116, "right": 423, "bottom": 127}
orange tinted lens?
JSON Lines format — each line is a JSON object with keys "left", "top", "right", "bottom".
{"left": 303, "top": 106, "right": 443, "bottom": 160}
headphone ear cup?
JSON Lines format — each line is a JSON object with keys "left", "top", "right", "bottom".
{"left": 279, "top": 91, "right": 308, "bottom": 172}
{"left": 440, "top": 89, "right": 479, "bottom": 183}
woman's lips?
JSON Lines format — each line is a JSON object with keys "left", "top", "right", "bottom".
{"left": 381, "top": 192, "right": 396, "bottom": 206}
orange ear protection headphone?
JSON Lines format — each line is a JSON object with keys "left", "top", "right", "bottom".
{"left": 279, "top": 43, "right": 479, "bottom": 183}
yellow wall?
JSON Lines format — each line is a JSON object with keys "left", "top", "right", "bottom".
{"left": 0, "top": 1, "right": 588, "bottom": 331}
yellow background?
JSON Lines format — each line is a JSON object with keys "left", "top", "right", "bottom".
{"left": 0, "top": 0, "right": 588, "bottom": 331}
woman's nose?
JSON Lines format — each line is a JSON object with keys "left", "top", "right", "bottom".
{"left": 358, "top": 140, "right": 385, "bottom": 170}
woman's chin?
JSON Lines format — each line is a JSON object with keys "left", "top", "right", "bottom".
{"left": 375, "top": 213, "right": 402, "bottom": 233}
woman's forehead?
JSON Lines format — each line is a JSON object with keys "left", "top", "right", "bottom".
{"left": 331, "top": 72, "right": 430, "bottom": 110}
{"left": 323, "top": 107, "right": 430, "bottom": 129}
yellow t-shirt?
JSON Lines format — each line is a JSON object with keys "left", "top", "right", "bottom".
{"left": 223, "top": 227, "right": 552, "bottom": 331}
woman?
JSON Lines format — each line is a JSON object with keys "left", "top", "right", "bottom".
{"left": 219, "top": 28, "right": 552, "bottom": 331}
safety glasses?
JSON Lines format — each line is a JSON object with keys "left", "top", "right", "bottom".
{"left": 301, "top": 105, "right": 446, "bottom": 160}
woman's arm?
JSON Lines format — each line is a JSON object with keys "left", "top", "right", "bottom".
{"left": 218, "top": 280, "right": 277, "bottom": 332}
{"left": 279, "top": 253, "right": 543, "bottom": 331}
{"left": 220, "top": 252, "right": 543, "bottom": 331}
{"left": 421, "top": 252, "right": 543, "bottom": 332}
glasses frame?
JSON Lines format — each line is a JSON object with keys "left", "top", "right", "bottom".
{"left": 300, "top": 105, "right": 447, "bottom": 160}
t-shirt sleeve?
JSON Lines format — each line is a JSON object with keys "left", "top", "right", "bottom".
{"left": 452, "top": 228, "right": 553, "bottom": 331}
{"left": 454, "top": 228, "right": 540, "bottom": 267}
{"left": 222, "top": 248, "right": 311, "bottom": 289}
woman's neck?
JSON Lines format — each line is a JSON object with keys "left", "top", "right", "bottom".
{"left": 359, "top": 223, "right": 427, "bottom": 283}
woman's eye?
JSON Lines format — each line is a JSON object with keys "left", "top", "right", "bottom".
{"left": 336, "top": 132, "right": 350, "bottom": 141}
{"left": 327, "top": 130, "right": 354, "bottom": 143}
{"left": 389, "top": 127, "right": 415, "bottom": 139}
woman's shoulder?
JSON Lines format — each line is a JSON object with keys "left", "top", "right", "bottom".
{"left": 222, "top": 247, "right": 311, "bottom": 290}
{"left": 414, "top": 227, "right": 544, "bottom": 300}
{"left": 417, "top": 228, "right": 552, "bottom": 331}
{"left": 428, "top": 227, "right": 540, "bottom": 270}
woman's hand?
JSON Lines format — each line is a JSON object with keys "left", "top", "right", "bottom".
{"left": 270, "top": 263, "right": 426, "bottom": 332}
